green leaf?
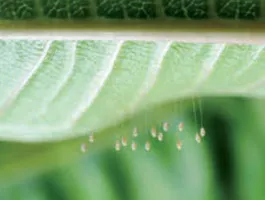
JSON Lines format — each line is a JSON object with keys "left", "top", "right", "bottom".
{"left": 1, "top": 1, "right": 263, "bottom": 44}
{"left": 0, "top": 0, "right": 260, "bottom": 20}
{"left": 0, "top": 40, "right": 265, "bottom": 141}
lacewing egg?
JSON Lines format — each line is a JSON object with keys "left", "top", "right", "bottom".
{"left": 151, "top": 127, "right": 157, "bottom": 138}
{"left": 163, "top": 122, "right": 169, "bottom": 132}
{"left": 89, "top": 134, "right": 94, "bottom": 143}
{"left": 115, "top": 140, "right": 121, "bottom": 151}
{"left": 176, "top": 140, "right": 182, "bottom": 150}
{"left": 145, "top": 141, "right": 151, "bottom": 151}
{"left": 200, "top": 127, "right": 206, "bottom": 137}
{"left": 80, "top": 143, "right": 87, "bottom": 153}
{"left": 131, "top": 141, "right": 137, "bottom": 151}
{"left": 133, "top": 127, "right": 138, "bottom": 137}
{"left": 158, "top": 132, "right": 163, "bottom": 141}
{"left": 195, "top": 133, "right": 201, "bottom": 143}
{"left": 121, "top": 136, "right": 127, "bottom": 147}
{"left": 178, "top": 122, "right": 184, "bottom": 132}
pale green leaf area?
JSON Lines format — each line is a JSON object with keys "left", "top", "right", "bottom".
{"left": 0, "top": 1, "right": 265, "bottom": 200}
{"left": 0, "top": 40, "right": 264, "bottom": 142}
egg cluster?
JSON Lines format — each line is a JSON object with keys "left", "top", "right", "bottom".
{"left": 81, "top": 98, "right": 206, "bottom": 153}
{"left": 80, "top": 122, "right": 206, "bottom": 153}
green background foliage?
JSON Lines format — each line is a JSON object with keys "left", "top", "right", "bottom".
{"left": 0, "top": 1, "right": 265, "bottom": 200}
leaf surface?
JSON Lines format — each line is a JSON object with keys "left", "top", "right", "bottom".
{"left": 0, "top": 41, "right": 265, "bottom": 141}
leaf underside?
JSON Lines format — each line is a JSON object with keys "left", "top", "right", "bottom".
{"left": 0, "top": 40, "right": 264, "bottom": 141}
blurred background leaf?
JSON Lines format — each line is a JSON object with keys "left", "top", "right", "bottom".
{"left": 1, "top": 98, "right": 265, "bottom": 200}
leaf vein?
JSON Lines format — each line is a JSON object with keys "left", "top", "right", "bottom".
{"left": 0, "top": 40, "right": 52, "bottom": 112}
{"left": 71, "top": 40, "right": 125, "bottom": 124}
{"left": 195, "top": 44, "right": 226, "bottom": 90}
{"left": 128, "top": 41, "right": 172, "bottom": 112}
{"left": 234, "top": 46, "right": 265, "bottom": 77}
{"left": 37, "top": 41, "right": 78, "bottom": 116}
